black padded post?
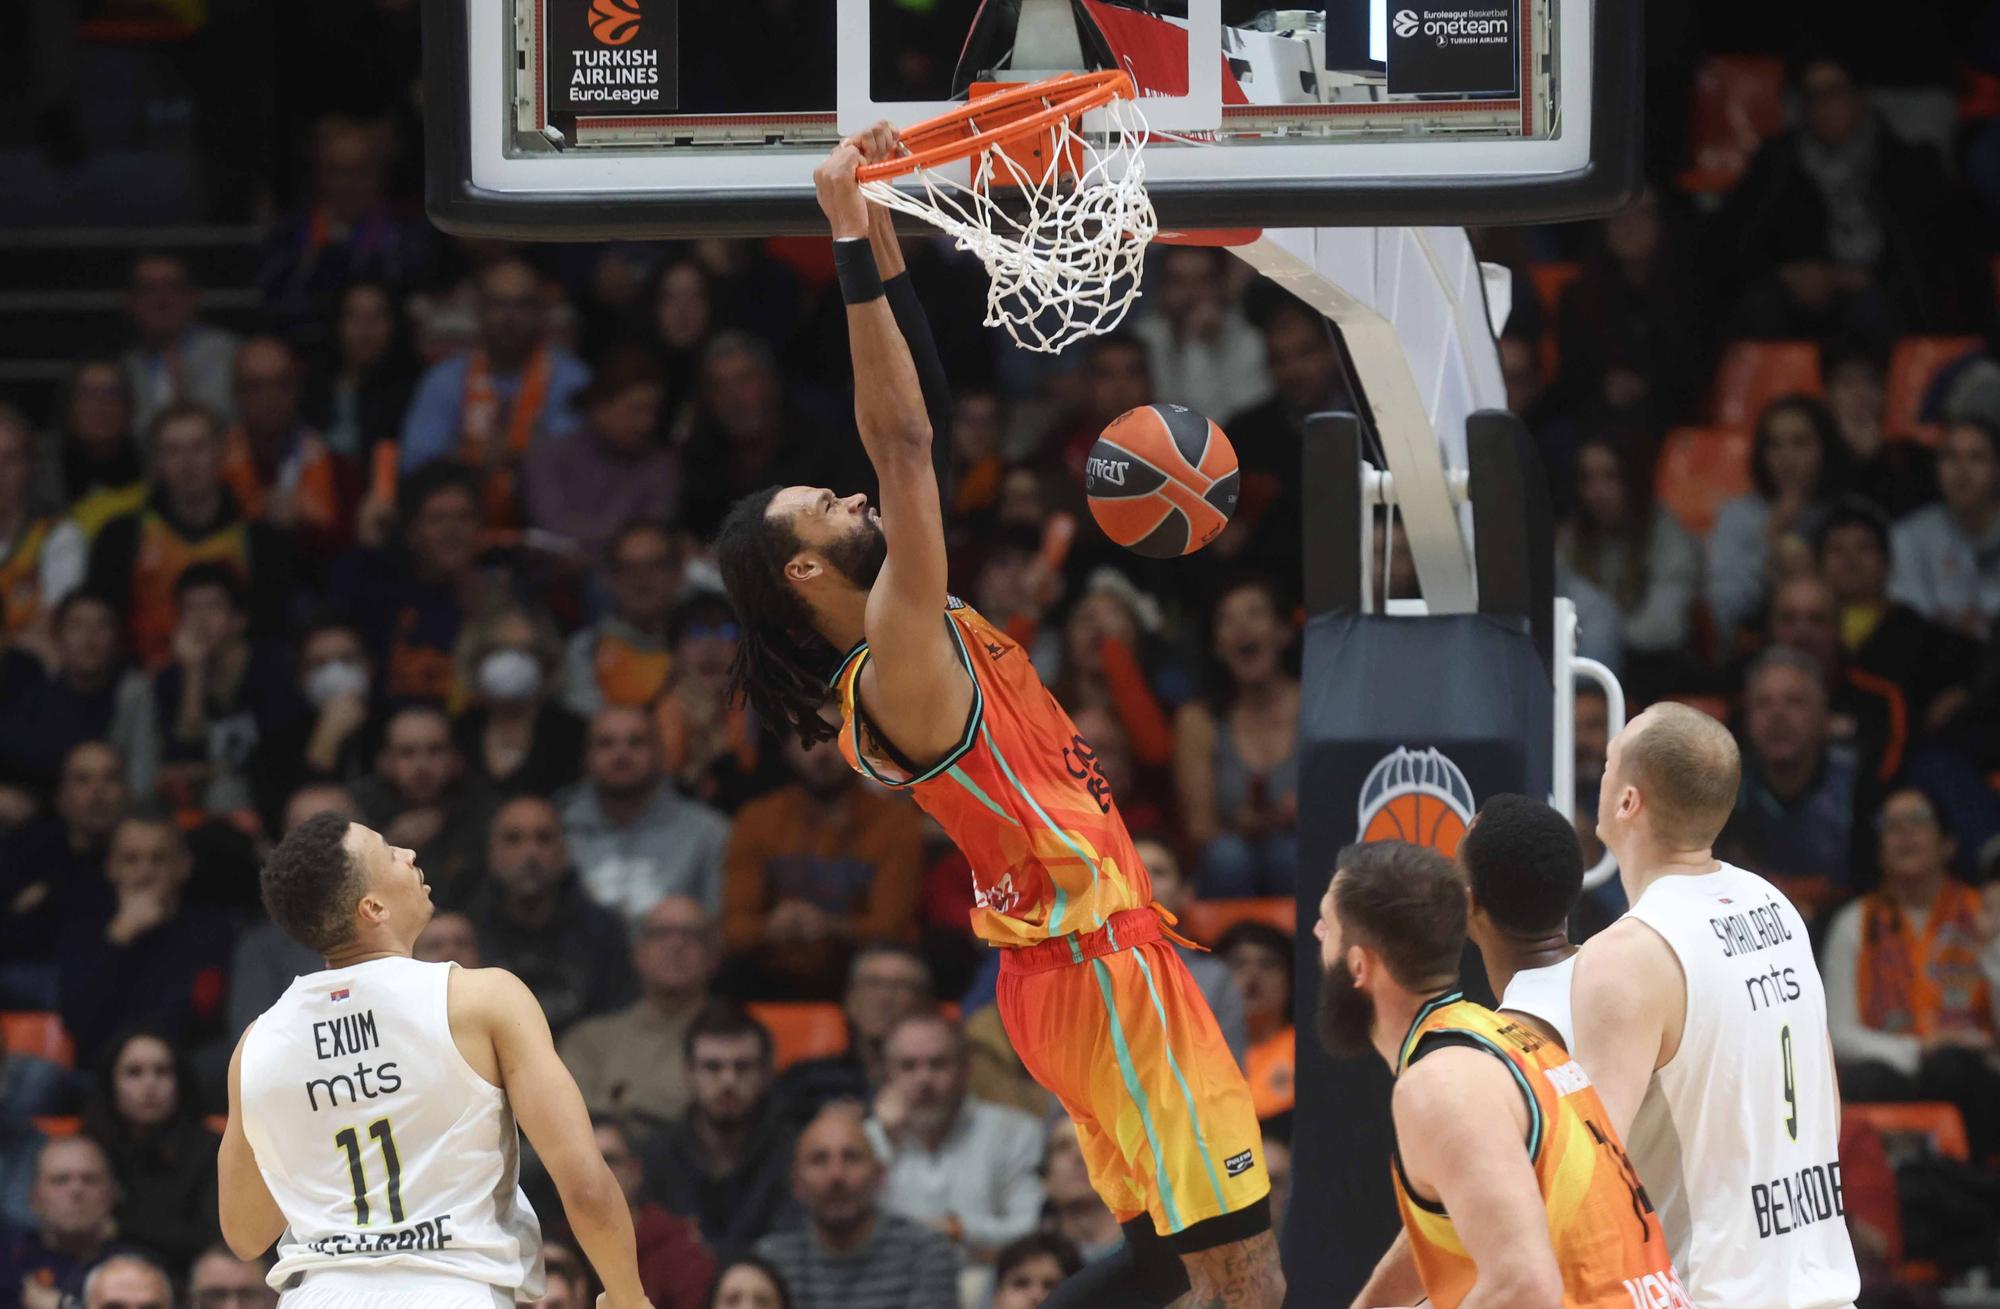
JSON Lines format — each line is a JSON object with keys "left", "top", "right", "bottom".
{"left": 1302, "top": 411, "right": 1365, "bottom": 620}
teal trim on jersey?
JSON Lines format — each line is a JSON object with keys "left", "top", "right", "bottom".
{"left": 945, "top": 765, "right": 1019, "bottom": 826}
{"left": 1405, "top": 1027, "right": 1547, "bottom": 1167}
{"left": 1130, "top": 947, "right": 1230, "bottom": 1214}
{"left": 979, "top": 721, "right": 1102, "bottom": 933}
{"left": 1068, "top": 935, "right": 1085, "bottom": 965}
{"left": 842, "top": 618, "right": 984, "bottom": 789}
{"left": 1397, "top": 990, "right": 1464, "bottom": 1069}
{"left": 827, "top": 639, "right": 869, "bottom": 689}
{"left": 1092, "top": 956, "right": 1184, "bottom": 1233}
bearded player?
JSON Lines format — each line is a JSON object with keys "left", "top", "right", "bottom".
{"left": 715, "top": 132, "right": 1282, "bottom": 1309}
{"left": 1315, "top": 840, "right": 1689, "bottom": 1309}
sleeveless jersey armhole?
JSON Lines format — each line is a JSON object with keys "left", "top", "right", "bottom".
{"left": 440, "top": 963, "right": 508, "bottom": 1100}
{"left": 845, "top": 615, "right": 985, "bottom": 788}
{"left": 1407, "top": 1029, "right": 1545, "bottom": 1162}
{"left": 1621, "top": 915, "right": 1691, "bottom": 1075}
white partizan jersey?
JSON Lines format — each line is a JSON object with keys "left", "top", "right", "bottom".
{"left": 240, "top": 957, "right": 545, "bottom": 1297}
{"left": 1623, "top": 862, "right": 1859, "bottom": 1309}
{"left": 1498, "top": 954, "right": 1577, "bottom": 1050}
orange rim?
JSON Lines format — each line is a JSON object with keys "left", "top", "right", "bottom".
{"left": 855, "top": 70, "right": 1136, "bottom": 182}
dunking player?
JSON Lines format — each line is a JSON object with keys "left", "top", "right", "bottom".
{"left": 1349, "top": 793, "right": 1601, "bottom": 1307}
{"left": 714, "top": 132, "right": 1281, "bottom": 1307}
{"left": 1572, "top": 706, "right": 1859, "bottom": 1307}
{"left": 1317, "top": 840, "right": 1688, "bottom": 1309}
{"left": 219, "top": 815, "right": 651, "bottom": 1309}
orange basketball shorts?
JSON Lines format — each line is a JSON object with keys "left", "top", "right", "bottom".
{"left": 997, "top": 907, "right": 1271, "bottom": 1244}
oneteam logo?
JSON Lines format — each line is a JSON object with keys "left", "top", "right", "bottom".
{"left": 1392, "top": 9, "right": 1421, "bottom": 37}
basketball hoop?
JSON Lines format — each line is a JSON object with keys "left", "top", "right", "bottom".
{"left": 856, "top": 71, "right": 1157, "bottom": 354}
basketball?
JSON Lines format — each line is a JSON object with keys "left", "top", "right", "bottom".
{"left": 1360, "top": 793, "right": 1468, "bottom": 858}
{"left": 589, "top": 0, "right": 643, "bottom": 46}
{"left": 1083, "top": 403, "right": 1240, "bottom": 558}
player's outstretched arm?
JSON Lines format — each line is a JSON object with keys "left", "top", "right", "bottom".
{"left": 1569, "top": 919, "right": 1682, "bottom": 1138}
{"left": 1349, "top": 1229, "right": 1424, "bottom": 1309}
{"left": 814, "top": 135, "right": 972, "bottom": 764}
{"left": 1395, "top": 1050, "right": 1563, "bottom": 1309}
{"left": 218, "top": 1026, "right": 287, "bottom": 1259}
{"left": 463, "top": 969, "right": 652, "bottom": 1309}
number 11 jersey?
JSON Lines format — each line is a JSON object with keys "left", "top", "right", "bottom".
{"left": 241, "top": 957, "right": 545, "bottom": 1296}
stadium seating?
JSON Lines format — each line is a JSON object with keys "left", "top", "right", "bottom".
{"left": 1710, "top": 340, "right": 1822, "bottom": 429}
{"left": 745, "top": 1002, "right": 848, "bottom": 1071}
{"left": 1655, "top": 427, "right": 1753, "bottom": 537}
{"left": 1177, "top": 898, "right": 1295, "bottom": 947}
{"left": 1845, "top": 1101, "right": 1970, "bottom": 1164}
{"left": 1678, "top": 56, "right": 1787, "bottom": 195}
{"left": 1883, "top": 335, "right": 1981, "bottom": 446}
{"left": 2, "top": 1011, "right": 76, "bottom": 1068}
{"left": 1528, "top": 260, "right": 1582, "bottom": 382}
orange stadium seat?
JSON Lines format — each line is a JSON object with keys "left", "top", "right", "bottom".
{"left": 1176, "top": 898, "right": 1295, "bottom": 948}
{"left": 1710, "top": 340, "right": 1822, "bottom": 429}
{"left": 3, "top": 1012, "right": 76, "bottom": 1068}
{"left": 746, "top": 1002, "right": 848, "bottom": 1071}
{"left": 1844, "top": 1102, "right": 1970, "bottom": 1164}
{"left": 1655, "top": 427, "right": 1752, "bottom": 537}
{"left": 1883, "top": 335, "right": 1981, "bottom": 446}
{"left": 1844, "top": 1103, "right": 1970, "bottom": 1284}
{"left": 31, "top": 1117, "right": 81, "bottom": 1138}
{"left": 1528, "top": 261, "right": 1582, "bottom": 381}
{"left": 1678, "top": 56, "right": 1787, "bottom": 194}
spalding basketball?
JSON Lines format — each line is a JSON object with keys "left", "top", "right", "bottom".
{"left": 590, "top": 0, "right": 643, "bottom": 46}
{"left": 1083, "top": 404, "right": 1240, "bottom": 557}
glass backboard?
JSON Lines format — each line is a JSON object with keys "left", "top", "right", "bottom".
{"left": 423, "top": 0, "right": 1639, "bottom": 239}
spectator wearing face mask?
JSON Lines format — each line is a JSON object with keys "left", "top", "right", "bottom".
{"left": 247, "top": 618, "right": 383, "bottom": 830}
{"left": 453, "top": 604, "right": 587, "bottom": 800}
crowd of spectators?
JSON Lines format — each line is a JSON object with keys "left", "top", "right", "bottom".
{"left": 2, "top": 9, "right": 2000, "bottom": 1308}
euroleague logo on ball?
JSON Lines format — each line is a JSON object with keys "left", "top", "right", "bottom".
{"left": 589, "top": 0, "right": 642, "bottom": 46}
{"left": 1356, "top": 747, "right": 1475, "bottom": 857}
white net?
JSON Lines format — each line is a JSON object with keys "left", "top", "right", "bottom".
{"left": 861, "top": 93, "right": 1156, "bottom": 355}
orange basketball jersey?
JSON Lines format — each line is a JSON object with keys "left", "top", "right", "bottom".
{"left": 831, "top": 598, "right": 1152, "bottom": 947}
{"left": 1392, "top": 993, "right": 1690, "bottom": 1309}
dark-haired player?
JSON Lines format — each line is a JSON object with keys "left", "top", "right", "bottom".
{"left": 220, "top": 815, "right": 653, "bottom": 1309}
{"left": 713, "top": 134, "right": 1280, "bottom": 1307}
{"left": 1317, "top": 841, "right": 1687, "bottom": 1309}
{"left": 1349, "top": 793, "right": 1593, "bottom": 1308}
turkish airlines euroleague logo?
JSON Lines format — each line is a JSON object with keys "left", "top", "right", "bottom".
{"left": 589, "top": 0, "right": 642, "bottom": 46}
{"left": 1356, "top": 747, "right": 1475, "bottom": 856}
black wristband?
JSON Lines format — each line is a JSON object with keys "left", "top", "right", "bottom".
{"left": 833, "top": 237, "right": 884, "bottom": 305}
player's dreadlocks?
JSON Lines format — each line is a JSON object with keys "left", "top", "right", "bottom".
{"left": 714, "top": 486, "right": 842, "bottom": 747}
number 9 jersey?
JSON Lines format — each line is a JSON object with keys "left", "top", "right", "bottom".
{"left": 240, "top": 957, "right": 545, "bottom": 1298}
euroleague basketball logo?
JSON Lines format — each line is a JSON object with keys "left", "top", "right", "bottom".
{"left": 589, "top": 0, "right": 641, "bottom": 46}
{"left": 1356, "top": 747, "right": 1475, "bottom": 857}
{"left": 1392, "top": 9, "right": 1421, "bottom": 37}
